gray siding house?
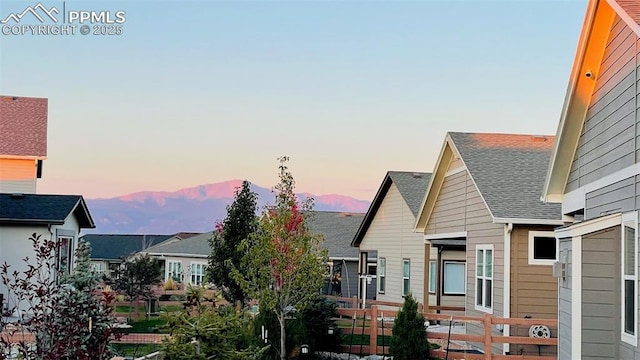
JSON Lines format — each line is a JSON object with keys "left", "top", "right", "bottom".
{"left": 415, "top": 132, "right": 562, "bottom": 356}
{"left": 543, "top": 1, "right": 640, "bottom": 359}
{"left": 352, "top": 171, "right": 431, "bottom": 308}
{"left": 305, "top": 211, "right": 372, "bottom": 300}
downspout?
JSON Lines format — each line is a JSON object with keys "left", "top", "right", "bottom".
{"left": 437, "top": 247, "right": 443, "bottom": 311}
{"left": 503, "top": 223, "right": 513, "bottom": 355}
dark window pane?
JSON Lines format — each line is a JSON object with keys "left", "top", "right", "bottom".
{"left": 485, "top": 280, "right": 492, "bottom": 308}
{"left": 534, "top": 237, "right": 556, "bottom": 260}
{"left": 476, "top": 281, "right": 483, "bottom": 305}
{"left": 625, "top": 279, "right": 635, "bottom": 335}
{"left": 379, "top": 277, "right": 385, "bottom": 292}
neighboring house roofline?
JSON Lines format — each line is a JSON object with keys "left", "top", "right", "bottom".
{"left": 416, "top": 132, "right": 560, "bottom": 231}
{"left": 415, "top": 134, "right": 495, "bottom": 231}
{"left": 351, "top": 171, "right": 430, "bottom": 247}
{"left": 0, "top": 194, "right": 95, "bottom": 228}
{"left": 145, "top": 252, "right": 209, "bottom": 259}
{"left": 542, "top": 0, "right": 634, "bottom": 201}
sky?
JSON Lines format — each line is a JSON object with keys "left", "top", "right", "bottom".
{"left": 0, "top": 0, "right": 588, "bottom": 201}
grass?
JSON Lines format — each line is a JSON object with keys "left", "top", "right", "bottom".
{"left": 160, "top": 304, "right": 183, "bottom": 312}
{"left": 115, "top": 305, "right": 146, "bottom": 313}
{"left": 112, "top": 343, "right": 161, "bottom": 357}
{"left": 124, "top": 317, "right": 169, "bottom": 333}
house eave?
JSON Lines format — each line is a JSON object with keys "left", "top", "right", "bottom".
{"left": 493, "top": 217, "right": 564, "bottom": 226}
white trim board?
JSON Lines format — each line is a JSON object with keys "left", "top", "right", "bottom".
{"left": 555, "top": 213, "right": 621, "bottom": 239}
{"left": 444, "top": 166, "right": 467, "bottom": 178}
{"left": 563, "top": 162, "right": 640, "bottom": 215}
{"left": 572, "top": 235, "right": 582, "bottom": 359}
{"left": 502, "top": 223, "right": 512, "bottom": 354}
{"left": 494, "top": 217, "right": 564, "bottom": 226}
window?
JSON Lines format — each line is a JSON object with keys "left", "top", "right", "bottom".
{"left": 443, "top": 261, "right": 465, "bottom": 295}
{"left": 168, "top": 261, "right": 183, "bottom": 282}
{"left": 622, "top": 212, "right": 638, "bottom": 345}
{"left": 428, "top": 261, "right": 437, "bottom": 294}
{"left": 528, "top": 231, "right": 558, "bottom": 265}
{"left": 367, "top": 264, "right": 377, "bottom": 276}
{"left": 190, "top": 263, "right": 206, "bottom": 285}
{"left": 475, "top": 245, "right": 493, "bottom": 312}
{"left": 402, "top": 259, "right": 410, "bottom": 297}
{"left": 378, "top": 258, "right": 386, "bottom": 293}
{"left": 57, "top": 236, "right": 74, "bottom": 274}
{"left": 90, "top": 262, "right": 106, "bottom": 274}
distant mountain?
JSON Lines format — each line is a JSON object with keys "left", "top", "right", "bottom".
{"left": 85, "top": 180, "right": 371, "bottom": 234}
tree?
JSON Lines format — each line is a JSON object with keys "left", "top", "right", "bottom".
{"left": 389, "top": 294, "right": 430, "bottom": 360}
{"left": 0, "top": 234, "right": 119, "bottom": 359}
{"left": 112, "top": 254, "right": 161, "bottom": 320}
{"left": 232, "top": 156, "right": 328, "bottom": 360}
{"left": 161, "top": 303, "right": 268, "bottom": 359}
{"left": 207, "top": 180, "right": 258, "bottom": 305}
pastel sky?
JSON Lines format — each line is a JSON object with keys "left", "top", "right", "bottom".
{"left": 0, "top": 0, "right": 587, "bottom": 200}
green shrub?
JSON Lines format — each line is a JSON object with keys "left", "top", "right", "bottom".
{"left": 389, "top": 294, "right": 430, "bottom": 360}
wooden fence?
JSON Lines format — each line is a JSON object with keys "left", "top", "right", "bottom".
{"left": 325, "top": 296, "right": 557, "bottom": 360}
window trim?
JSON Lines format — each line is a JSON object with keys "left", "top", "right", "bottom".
{"left": 443, "top": 260, "right": 466, "bottom": 296}
{"left": 528, "top": 231, "right": 558, "bottom": 265}
{"left": 428, "top": 260, "right": 437, "bottom": 294}
{"left": 402, "top": 258, "right": 410, "bottom": 297}
{"left": 168, "top": 260, "right": 183, "bottom": 282}
{"left": 190, "top": 262, "right": 206, "bottom": 286}
{"left": 56, "top": 235, "right": 74, "bottom": 274}
{"left": 475, "top": 244, "right": 493, "bottom": 314}
{"left": 377, "top": 258, "right": 386, "bottom": 294}
{"left": 621, "top": 211, "right": 638, "bottom": 346}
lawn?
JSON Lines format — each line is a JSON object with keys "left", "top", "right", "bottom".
{"left": 124, "top": 317, "right": 169, "bottom": 333}
{"left": 111, "top": 343, "right": 161, "bottom": 357}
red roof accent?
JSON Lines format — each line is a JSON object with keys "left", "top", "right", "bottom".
{"left": 0, "top": 95, "right": 48, "bottom": 157}
{"left": 616, "top": 0, "right": 640, "bottom": 25}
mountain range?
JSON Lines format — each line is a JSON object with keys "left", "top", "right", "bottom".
{"left": 85, "top": 180, "right": 371, "bottom": 234}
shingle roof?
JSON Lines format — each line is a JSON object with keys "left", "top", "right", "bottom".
{"left": 0, "top": 96, "right": 48, "bottom": 157}
{"left": 449, "top": 132, "right": 562, "bottom": 221}
{"left": 0, "top": 193, "right": 94, "bottom": 228}
{"left": 351, "top": 171, "right": 431, "bottom": 247}
{"left": 305, "top": 211, "right": 365, "bottom": 259}
{"left": 144, "top": 231, "right": 213, "bottom": 257}
{"left": 81, "top": 234, "right": 174, "bottom": 260}
{"left": 388, "top": 172, "right": 432, "bottom": 217}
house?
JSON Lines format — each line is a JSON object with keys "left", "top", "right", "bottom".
{"left": 0, "top": 193, "right": 95, "bottom": 312}
{"left": 414, "top": 132, "right": 562, "bottom": 356}
{"left": 0, "top": 95, "right": 47, "bottom": 194}
{"left": 80, "top": 234, "right": 174, "bottom": 277}
{"left": 304, "top": 211, "right": 369, "bottom": 299}
{"left": 141, "top": 232, "right": 212, "bottom": 286}
{"left": 351, "top": 171, "right": 432, "bottom": 308}
{"left": 542, "top": 1, "right": 640, "bottom": 358}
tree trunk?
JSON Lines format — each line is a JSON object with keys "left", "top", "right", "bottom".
{"left": 279, "top": 313, "right": 286, "bottom": 360}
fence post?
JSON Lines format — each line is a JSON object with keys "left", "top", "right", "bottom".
{"left": 370, "top": 305, "right": 378, "bottom": 355}
{"left": 484, "top": 313, "right": 492, "bottom": 360}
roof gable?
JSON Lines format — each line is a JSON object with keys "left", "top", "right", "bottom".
{"left": 416, "top": 133, "right": 562, "bottom": 231}
{"left": 352, "top": 171, "right": 431, "bottom": 246}
{"left": 0, "top": 193, "right": 95, "bottom": 228}
{"left": 0, "top": 96, "right": 48, "bottom": 158}
{"left": 543, "top": 0, "right": 638, "bottom": 200}
{"left": 82, "top": 234, "right": 174, "bottom": 260}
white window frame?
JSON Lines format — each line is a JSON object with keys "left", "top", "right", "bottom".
{"left": 428, "top": 260, "right": 437, "bottom": 294}
{"left": 475, "top": 244, "right": 493, "bottom": 314}
{"left": 443, "top": 261, "right": 466, "bottom": 295}
{"left": 90, "top": 262, "right": 106, "bottom": 274}
{"left": 528, "top": 231, "right": 558, "bottom": 265}
{"left": 56, "top": 236, "right": 74, "bottom": 274}
{"left": 190, "top": 262, "right": 206, "bottom": 285}
{"left": 621, "top": 211, "right": 638, "bottom": 346}
{"left": 168, "top": 260, "right": 183, "bottom": 282}
{"left": 377, "top": 258, "right": 386, "bottom": 294}
{"left": 402, "top": 259, "right": 410, "bottom": 297}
